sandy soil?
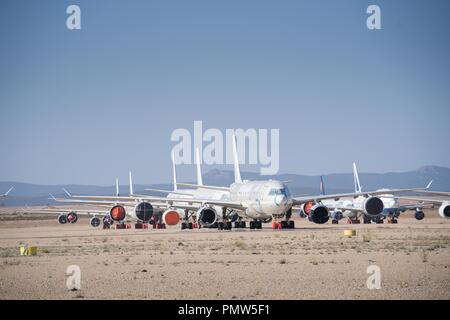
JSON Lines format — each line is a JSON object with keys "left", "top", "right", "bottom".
{"left": 0, "top": 208, "right": 449, "bottom": 300}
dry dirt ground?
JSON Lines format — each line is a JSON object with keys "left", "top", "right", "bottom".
{"left": 0, "top": 207, "right": 449, "bottom": 300}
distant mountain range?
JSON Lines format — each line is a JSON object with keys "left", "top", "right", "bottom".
{"left": 1, "top": 165, "right": 449, "bottom": 206}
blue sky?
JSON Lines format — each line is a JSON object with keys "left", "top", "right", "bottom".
{"left": 1, "top": 0, "right": 449, "bottom": 185}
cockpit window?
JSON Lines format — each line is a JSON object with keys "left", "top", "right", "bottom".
{"left": 268, "top": 188, "right": 290, "bottom": 196}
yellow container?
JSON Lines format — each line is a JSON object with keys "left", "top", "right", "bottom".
{"left": 19, "top": 246, "right": 37, "bottom": 256}
{"left": 344, "top": 229, "right": 356, "bottom": 237}
{"left": 27, "top": 247, "right": 37, "bottom": 255}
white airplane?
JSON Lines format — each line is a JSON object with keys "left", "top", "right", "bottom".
{"left": 320, "top": 163, "right": 433, "bottom": 224}
{"left": 24, "top": 205, "right": 111, "bottom": 227}
{"left": 380, "top": 194, "right": 450, "bottom": 220}
{"left": 51, "top": 176, "right": 174, "bottom": 228}
{"left": 1, "top": 187, "right": 14, "bottom": 197}
{"left": 53, "top": 136, "right": 431, "bottom": 230}
{"left": 145, "top": 149, "right": 243, "bottom": 230}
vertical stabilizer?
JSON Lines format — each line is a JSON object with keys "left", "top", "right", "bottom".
{"left": 320, "top": 176, "right": 325, "bottom": 195}
{"left": 171, "top": 151, "right": 177, "bottom": 191}
{"left": 353, "top": 162, "right": 362, "bottom": 193}
{"left": 116, "top": 178, "right": 120, "bottom": 196}
{"left": 232, "top": 134, "right": 242, "bottom": 183}
{"left": 195, "top": 148, "right": 203, "bottom": 186}
{"left": 129, "top": 171, "right": 134, "bottom": 196}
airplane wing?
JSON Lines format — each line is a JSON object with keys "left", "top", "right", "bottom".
{"left": 413, "top": 190, "right": 450, "bottom": 197}
{"left": 144, "top": 188, "right": 194, "bottom": 196}
{"left": 292, "top": 184, "right": 433, "bottom": 206}
{"left": 176, "top": 183, "right": 230, "bottom": 191}
{"left": 381, "top": 195, "right": 445, "bottom": 205}
{"left": 22, "top": 207, "right": 109, "bottom": 216}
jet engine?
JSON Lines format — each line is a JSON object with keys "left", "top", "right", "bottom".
{"left": 67, "top": 211, "right": 78, "bottom": 224}
{"left": 308, "top": 204, "right": 330, "bottom": 224}
{"left": 57, "top": 214, "right": 67, "bottom": 224}
{"left": 110, "top": 205, "right": 126, "bottom": 221}
{"left": 90, "top": 216, "right": 101, "bottom": 227}
{"left": 134, "top": 202, "right": 153, "bottom": 222}
{"left": 300, "top": 201, "right": 314, "bottom": 217}
{"left": 439, "top": 202, "right": 450, "bottom": 219}
{"left": 197, "top": 206, "right": 218, "bottom": 227}
{"left": 362, "top": 196, "right": 384, "bottom": 217}
{"left": 162, "top": 209, "right": 181, "bottom": 226}
{"left": 414, "top": 209, "right": 425, "bottom": 221}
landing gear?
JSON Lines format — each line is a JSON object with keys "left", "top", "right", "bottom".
{"left": 271, "top": 219, "right": 295, "bottom": 230}
{"left": 249, "top": 220, "right": 262, "bottom": 230}
{"left": 332, "top": 220, "right": 339, "bottom": 224}
{"left": 181, "top": 221, "right": 197, "bottom": 230}
{"left": 347, "top": 218, "right": 361, "bottom": 224}
{"left": 386, "top": 216, "right": 398, "bottom": 224}
{"left": 116, "top": 222, "right": 132, "bottom": 229}
{"left": 234, "top": 221, "right": 247, "bottom": 229}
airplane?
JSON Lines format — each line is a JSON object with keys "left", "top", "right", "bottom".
{"left": 23, "top": 205, "right": 112, "bottom": 228}
{"left": 1, "top": 187, "right": 14, "bottom": 197}
{"left": 49, "top": 177, "right": 173, "bottom": 229}
{"left": 379, "top": 194, "right": 450, "bottom": 220}
{"left": 145, "top": 149, "right": 242, "bottom": 230}
{"left": 318, "top": 163, "right": 433, "bottom": 224}
{"left": 53, "top": 136, "right": 432, "bottom": 230}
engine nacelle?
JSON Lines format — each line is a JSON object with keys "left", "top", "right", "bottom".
{"left": 309, "top": 204, "right": 330, "bottom": 224}
{"left": 162, "top": 209, "right": 181, "bottom": 226}
{"left": 57, "top": 214, "right": 67, "bottom": 224}
{"left": 300, "top": 201, "right": 314, "bottom": 217}
{"left": 134, "top": 202, "right": 153, "bottom": 222}
{"left": 90, "top": 216, "right": 101, "bottom": 227}
{"left": 414, "top": 210, "right": 425, "bottom": 221}
{"left": 439, "top": 202, "right": 450, "bottom": 219}
{"left": 67, "top": 212, "right": 78, "bottom": 224}
{"left": 110, "top": 205, "right": 126, "bottom": 221}
{"left": 197, "top": 206, "right": 218, "bottom": 227}
{"left": 362, "top": 196, "right": 384, "bottom": 217}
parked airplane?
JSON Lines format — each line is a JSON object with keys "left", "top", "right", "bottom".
{"left": 53, "top": 136, "right": 431, "bottom": 230}
{"left": 320, "top": 163, "right": 432, "bottom": 224}
{"left": 25, "top": 205, "right": 111, "bottom": 228}
{"left": 51, "top": 176, "right": 174, "bottom": 228}
{"left": 1, "top": 187, "right": 14, "bottom": 197}
{"left": 144, "top": 149, "right": 240, "bottom": 230}
{"left": 381, "top": 194, "right": 450, "bottom": 220}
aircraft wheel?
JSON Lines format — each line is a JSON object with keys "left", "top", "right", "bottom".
{"left": 288, "top": 220, "right": 295, "bottom": 229}
{"left": 226, "top": 221, "right": 232, "bottom": 230}
{"left": 250, "top": 221, "right": 255, "bottom": 230}
{"left": 234, "top": 221, "right": 241, "bottom": 229}
{"left": 239, "top": 221, "right": 246, "bottom": 229}
{"left": 280, "top": 221, "right": 287, "bottom": 229}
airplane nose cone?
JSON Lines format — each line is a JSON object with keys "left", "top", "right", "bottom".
{"left": 275, "top": 194, "right": 287, "bottom": 207}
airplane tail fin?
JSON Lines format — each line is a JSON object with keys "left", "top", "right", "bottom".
{"left": 115, "top": 178, "right": 120, "bottom": 196}
{"left": 353, "top": 162, "right": 362, "bottom": 193}
{"left": 129, "top": 171, "right": 134, "bottom": 196}
{"left": 232, "top": 134, "right": 242, "bottom": 183}
{"left": 3, "top": 186, "right": 14, "bottom": 196}
{"left": 426, "top": 180, "right": 433, "bottom": 189}
{"left": 62, "top": 188, "right": 72, "bottom": 197}
{"left": 171, "top": 151, "right": 178, "bottom": 191}
{"left": 195, "top": 148, "right": 203, "bottom": 186}
{"left": 320, "top": 176, "right": 325, "bottom": 195}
